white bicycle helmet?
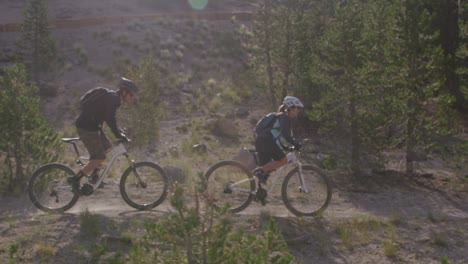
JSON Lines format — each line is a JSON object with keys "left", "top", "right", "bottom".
{"left": 283, "top": 96, "right": 304, "bottom": 109}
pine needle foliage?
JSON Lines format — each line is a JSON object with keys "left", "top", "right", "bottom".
{"left": 0, "top": 64, "right": 61, "bottom": 194}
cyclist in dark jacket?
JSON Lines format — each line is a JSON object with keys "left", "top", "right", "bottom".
{"left": 254, "top": 96, "right": 303, "bottom": 185}
{"left": 68, "top": 77, "right": 139, "bottom": 190}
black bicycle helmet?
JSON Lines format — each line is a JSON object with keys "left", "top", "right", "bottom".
{"left": 118, "top": 77, "right": 139, "bottom": 94}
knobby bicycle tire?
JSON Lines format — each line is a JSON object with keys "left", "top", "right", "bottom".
{"left": 204, "top": 160, "right": 255, "bottom": 213}
{"left": 28, "top": 163, "right": 80, "bottom": 213}
{"left": 281, "top": 164, "right": 332, "bottom": 216}
{"left": 120, "top": 161, "right": 169, "bottom": 210}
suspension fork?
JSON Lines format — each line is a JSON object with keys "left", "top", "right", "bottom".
{"left": 296, "top": 163, "right": 309, "bottom": 193}
{"left": 125, "top": 154, "right": 147, "bottom": 188}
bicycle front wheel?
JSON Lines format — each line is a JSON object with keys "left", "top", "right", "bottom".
{"left": 282, "top": 164, "right": 332, "bottom": 216}
{"left": 28, "top": 163, "right": 79, "bottom": 213}
{"left": 120, "top": 162, "right": 169, "bottom": 210}
{"left": 204, "top": 160, "right": 255, "bottom": 213}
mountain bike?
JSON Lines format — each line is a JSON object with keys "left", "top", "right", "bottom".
{"left": 204, "top": 146, "right": 332, "bottom": 216}
{"left": 28, "top": 137, "right": 169, "bottom": 213}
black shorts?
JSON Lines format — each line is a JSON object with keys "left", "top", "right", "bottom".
{"left": 254, "top": 135, "right": 286, "bottom": 166}
{"left": 77, "top": 128, "right": 111, "bottom": 160}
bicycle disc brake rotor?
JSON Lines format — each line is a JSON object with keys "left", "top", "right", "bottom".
{"left": 223, "top": 181, "right": 234, "bottom": 194}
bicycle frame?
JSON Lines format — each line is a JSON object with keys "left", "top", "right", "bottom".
{"left": 228, "top": 151, "right": 309, "bottom": 195}
{"left": 90, "top": 143, "right": 131, "bottom": 188}
{"left": 64, "top": 138, "right": 136, "bottom": 190}
{"left": 262, "top": 151, "right": 309, "bottom": 194}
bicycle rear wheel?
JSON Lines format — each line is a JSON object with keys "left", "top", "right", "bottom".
{"left": 120, "top": 162, "right": 168, "bottom": 210}
{"left": 204, "top": 160, "right": 255, "bottom": 213}
{"left": 282, "top": 164, "right": 332, "bottom": 216}
{"left": 28, "top": 163, "right": 79, "bottom": 213}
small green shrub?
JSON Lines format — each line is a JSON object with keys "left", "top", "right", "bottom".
{"left": 8, "top": 243, "right": 19, "bottom": 259}
{"left": 79, "top": 209, "right": 101, "bottom": 238}
{"left": 335, "top": 222, "right": 353, "bottom": 250}
{"left": 335, "top": 215, "right": 384, "bottom": 250}
{"left": 108, "top": 252, "right": 125, "bottom": 264}
{"left": 34, "top": 241, "right": 56, "bottom": 261}
{"left": 383, "top": 225, "right": 398, "bottom": 258}
{"left": 440, "top": 255, "right": 451, "bottom": 264}
{"left": 383, "top": 239, "right": 396, "bottom": 257}
{"left": 132, "top": 181, "right": 295, "bottom": 263}
{"left": 431, "top": 231, "right": 448, "bottom": 247}
{"left": 322, "top": 154, "right": 337, "bottom": 170}
{"left": 208, "top": 96, "right": 222, "bottom": 113}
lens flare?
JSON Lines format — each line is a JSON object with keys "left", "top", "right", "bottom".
{"left": 188, "top": 0, "right": 208, "bottom": 11}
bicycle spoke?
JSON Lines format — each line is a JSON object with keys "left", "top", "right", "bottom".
{"left": 204, "top": 161, "right": 254, "bottom": 213}
{"left": 282, "top": 165, "right": 332, "bottom": 216}
{"left": 28, "top": 163, "right": 79, "bottom": 213}
{"left": 120, "top": 162, "right": 168, "bottom": 210}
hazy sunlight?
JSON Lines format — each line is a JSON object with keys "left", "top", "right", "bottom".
{"left": 188, "top": 0, "right": 208, "bottom": 11}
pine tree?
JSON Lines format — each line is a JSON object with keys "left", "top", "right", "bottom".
{"left": 357, "top": 1, "right": 406, "bottom": 162}
{"left": 252, "top": 0, "right": 280, "bottom": 108}
{"left": 430, "top": 0, "right": 467, "bottom": 113}
{"left": 19, "top": 0, "right": 60, "bottom": 83}
{"left": 392, "top": 0, "right": 445, "bottom": 174}
{"left": 118, "top": 55, "right": 165, "bottom": 148}
{"left": 314, "top": 0, "right": 366, "bottom": 178}
{"left": 0, "top": 64, "right": 61, "bottom": 194}
{"left": 250, "top": 0, "right": 328, "bottom": 109}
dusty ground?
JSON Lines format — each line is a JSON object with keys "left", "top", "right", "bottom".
{"left": 1, "top": 161, "right": 467, "bottom": 263}
{"left": 1, "top": 1, "right": 467, "bottom": 263}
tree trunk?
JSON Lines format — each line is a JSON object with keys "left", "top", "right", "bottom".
{"left": 441, "top": 0, "right": 466, "bottom": 112}
{"left": 350, "top": 86, "right": 361, "bottom": 179}
{"left": 261, "top": 0, "right": 277, "bottom": 108}
{"left": 281, "top": 8, "right": 292, "bottom": 98}
{"left": 405, "top": 97, "right": 416, "bottom": 175}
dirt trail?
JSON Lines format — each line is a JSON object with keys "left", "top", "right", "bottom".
{"left": 2, "top": 173, "right": 466, "bottom": 221}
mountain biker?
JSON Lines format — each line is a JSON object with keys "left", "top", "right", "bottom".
{"left": 254, "top": 96, "right": 303, "bottom": 184}
{"left": 67, "top": 77, "right": 139, "bottom": 190}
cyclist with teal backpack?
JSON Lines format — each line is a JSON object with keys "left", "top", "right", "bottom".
{"left": 253, "top": 96, "right": 304, "bottom": 184}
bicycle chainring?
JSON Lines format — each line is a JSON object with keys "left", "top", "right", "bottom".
{"left": 80, "top": 183, "right": 94, "bottom": 196}
{"left": 255, "top": 187, "right": 267, "bottom": 205}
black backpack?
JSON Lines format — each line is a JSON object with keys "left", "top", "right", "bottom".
{"left": 79, "top": 87, "right": 110, "bottom": 110}
{"left": 254, "top": 112, "right": 278, "bottom": 135}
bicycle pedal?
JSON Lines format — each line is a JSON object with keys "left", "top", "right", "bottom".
{"left": 255, "top": 188, "right": 267, "bottom": 205}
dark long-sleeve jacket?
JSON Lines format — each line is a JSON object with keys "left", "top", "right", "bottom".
{"left": 257, "top": 112, "right": 297, "bottom": 148}
{"left": 75, "top": 89, "right": 121, "bottom": 138}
